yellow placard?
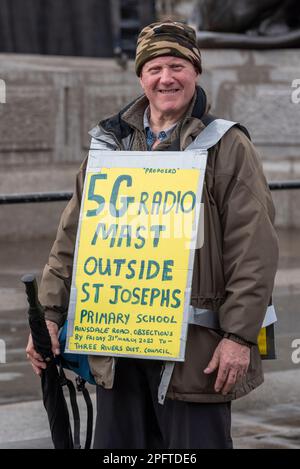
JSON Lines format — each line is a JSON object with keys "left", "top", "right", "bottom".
{"left": 67, "top": 165, "right": 202, "bottom": 360}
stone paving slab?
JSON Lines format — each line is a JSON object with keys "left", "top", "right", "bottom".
{"left": 232, "top": 404, "right": 300, "bottom": 449}
{"left": 0, "top": 437, "right": 53, "bottom": 450}
{"left": 0, "top": 394, "right": 96, "bottom": 449}
{"left": 0, "top": 397, "right": 299, "bottom": 449}
{"left": 0, "top": 372, "right": 300, "bottom": 449}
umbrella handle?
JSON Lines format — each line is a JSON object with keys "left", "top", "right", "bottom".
{"left": 21, "top": 274, "right": 42, "bottom": 310}
{"left": 22, "top": 274, "right": 53, "bottom": 362}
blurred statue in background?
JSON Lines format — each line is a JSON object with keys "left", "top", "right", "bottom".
{"left": 194, "top": 0, "right": 300, "bottom": 48}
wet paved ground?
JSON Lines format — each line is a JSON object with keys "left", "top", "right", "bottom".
{"left": 233, "top": 403, "right": 300, "bottom": 449}
{"left": 0, "top": 229, "right": 299, "bottom": 448}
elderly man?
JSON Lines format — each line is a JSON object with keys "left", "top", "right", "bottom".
{"left": 26, "top": 21, "right": 278, "bottom": 449}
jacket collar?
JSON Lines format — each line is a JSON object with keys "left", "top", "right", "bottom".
{"left": 89, "top": 86, "right": 209, "bottom": 145}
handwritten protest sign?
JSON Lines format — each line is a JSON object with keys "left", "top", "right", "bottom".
{"left": 66, "top": 150, "right": 207, "bottom": 361}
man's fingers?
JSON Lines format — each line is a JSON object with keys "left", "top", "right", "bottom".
{"left": 30, "top": 350, "right": 44, "bottom": 362}
{"left": 46, "top": 321, "right": 60, "bottom": 356}
{"left": 220, "top": 370, "right": 238, "bottom": 395}
{"left": 204, "top": 349, "right": 220, "bottom": 374}
{"left": 30, "top": 357, "right": 47, "bottom": 371}
{"left": 25, "top": 333, "right": 34, "bottom": 354}
{"left": 26, "top": 332, "right": 47, "bottom": 376}
{"left": 26, "top": 335, "right": 44, "bottom": 362}
{"left": 31, "top": 363, "right": 43, "bottom": 376}
{"left": 214, "top": 365, "right": 229, "bottom": 392}
{"left": 26, "top": 321, "right": 60, "bottom": 377}
{"left": 49, "top": 333, "right": 60, "bottom": 356}
{"left": 237, "top": 368, "right": 247, "bottom": 382}
{"left": 215, "top": 366, "right": 248, "bottom": 394}
{"left": 211, "top": 339, "right": 251, "bottom": 393}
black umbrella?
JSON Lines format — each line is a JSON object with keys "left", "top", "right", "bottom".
{"left": 22, "top": 274, "right": 75, "bottom": 449}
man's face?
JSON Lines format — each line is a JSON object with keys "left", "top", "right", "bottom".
{"left": 140, "top": 56, "right": 198, "bottom": 119}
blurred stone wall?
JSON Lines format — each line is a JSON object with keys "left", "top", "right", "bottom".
{"left": 156, "top": 0, "right": 196, "bottom": 21}
{"left": 0, "top": 55, "right": 140, "bottom": 241}
{"left": 0, "top": 0, "right": 114, "bottom": 56}
{"left": 0, "top": 51, "right": 299, "bottom": 241}
{"left": 200, "top": 49, "right": 300, "bottom": 232}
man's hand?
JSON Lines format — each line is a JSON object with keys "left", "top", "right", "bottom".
{"left": 204, "top": 338, "right": 250, "bottom": 395}
{"left": 26, "top": 320, "right": 60, "bottom": 376}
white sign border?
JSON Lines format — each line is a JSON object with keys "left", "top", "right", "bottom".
{"left": 66, "top": 149, "right": 207, "bottom": 362}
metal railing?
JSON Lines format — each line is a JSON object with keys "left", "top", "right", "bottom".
{"left": 0, "top": 192, "right": 73, "bottom": 205}
{"left": 0, "top": 181, "right": 300, "bottom": 205}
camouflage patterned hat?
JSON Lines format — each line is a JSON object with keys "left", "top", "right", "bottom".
{"left": 135, "top": 20, "right": 202, "bottom": 77}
